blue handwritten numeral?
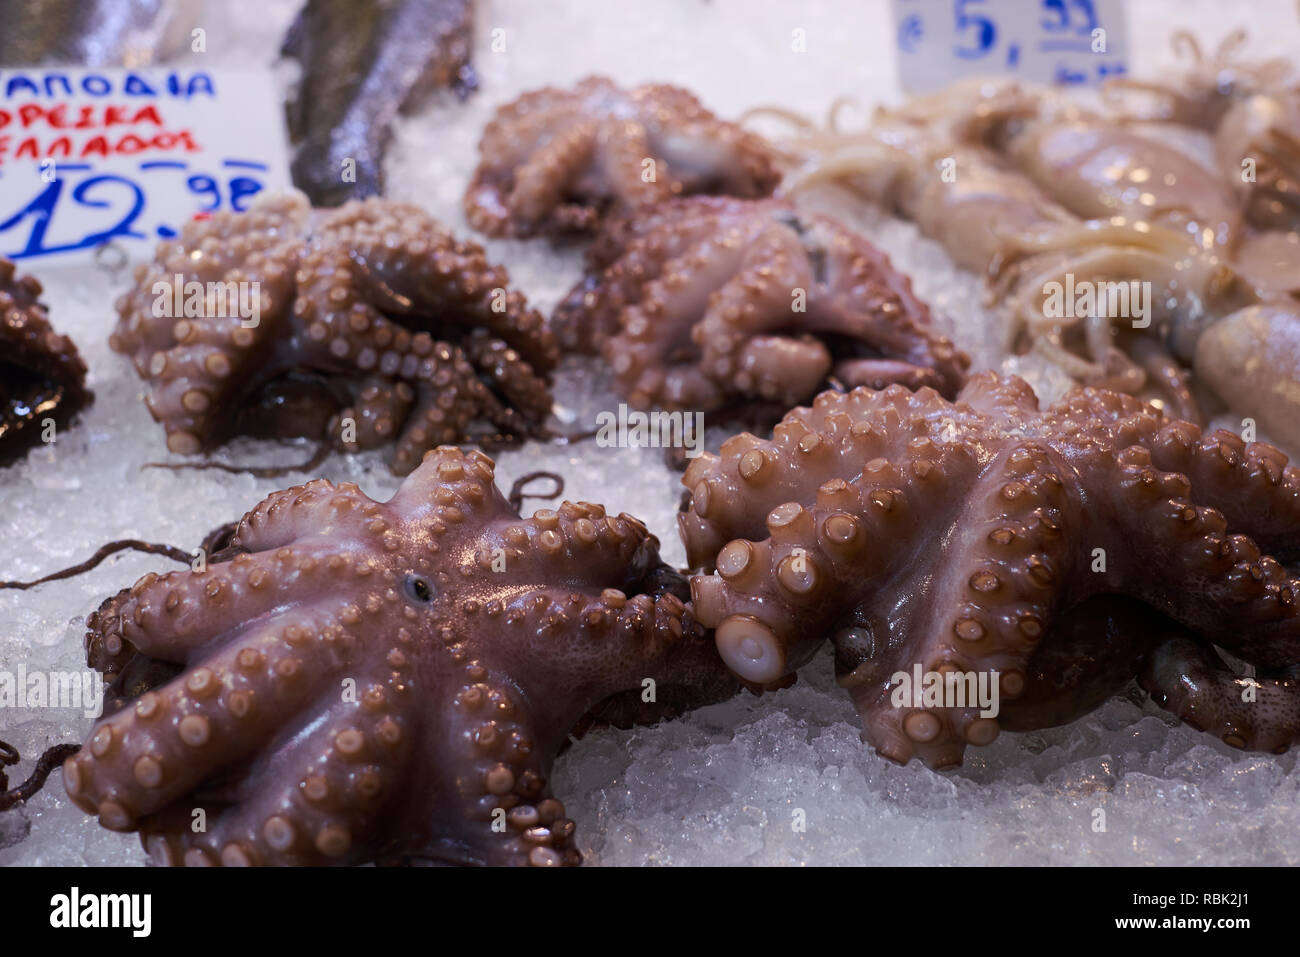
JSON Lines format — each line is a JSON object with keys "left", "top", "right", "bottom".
{"left": 1, "top": 159, "right": 266, "bottom": 260}
{"left": 186, "top": 173, "right": 222, "bottom": 211}
{"left": 0, "top": 178, "right": 63, "bottom": 258}
{"left": 953, "top": 0, "right": 997, "bottom": 59}
{"left": 1041, "top": 0, "right": 1098, "bottom": 34}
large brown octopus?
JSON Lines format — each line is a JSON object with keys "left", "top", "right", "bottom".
{"left": 111, "top": 191, "right": 557, "bottom": 475}
{"left": 679, "top": 373, "right": 1300, "bottom": 769}
{"left": 464, "top": 76, "right": 780, "bottom": 238}
{"left": 0, "top": 257, "right": 92, "bottom": 465}
{"left": 552, "top": 196, "right": 969, "bottom": 413}
{"left": 64, "top": 446, "right": 736, "bottom": 866}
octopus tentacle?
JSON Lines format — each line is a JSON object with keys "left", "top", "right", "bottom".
{"left": 69, "top": 601, "right": 362, "bottom": 832}
{"left": 1145, "top": 421, "right": 1300, "bottom": 558}
{"left": 333, "top": 378, "right": 416, "bottom": 452}
{"left": 858, "top": 442, "right": 1080, "bottom": 767}
{"left": 1104, "top": 453, "right": 1299, "bottom": 669}
{"left": 1141, "top": 637, "right": 1300, "bottom": 752}
{"left": 460, "top": 331, "right": 554, "bottom": 426}
{"left": 153, "top": 682, "right": 422, "bottom": 867}
{"left": 233, "top": 479, "right": 376, "bottom": 549}
{"left": 504, "top": 118, "right": 600, "bottom": 229}
{"left": 88, "top": 542, "right": 382, "bottom": 670}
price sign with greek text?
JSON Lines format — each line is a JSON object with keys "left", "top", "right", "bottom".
{"left": 0, "top": 67, "right": 291, "bottom": 267}
{"left": 892, "top": 0, "right": 1129, "bottom": 93}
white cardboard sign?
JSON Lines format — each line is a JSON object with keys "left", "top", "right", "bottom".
{"left": 0, "top": 67, "right": 291, "bottom": 268}
{"left": 892, "top": 0, "right": 1130, "bottom": 93}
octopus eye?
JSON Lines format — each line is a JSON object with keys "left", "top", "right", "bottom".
{"left": 404, "top": 575, "right": 435, "bottom": 604}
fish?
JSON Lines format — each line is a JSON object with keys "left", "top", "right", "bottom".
{"left": 281, "top": 0, "right": 477, "bottom": 207}
{"left": 0, "top": 0, "right": 201, "bottom": 67}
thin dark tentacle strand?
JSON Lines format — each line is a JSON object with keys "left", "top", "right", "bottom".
{"left": 0, "top": 743, "right": 81, "bottom": 811}
{"left": 0, "top": 541, "right": 193, "bottom": 590}
{"left": 143, "top": 442, "right": 332, "bottom": 479}
{"left": 507, "top": 471, "right": 565, "bottom": 513}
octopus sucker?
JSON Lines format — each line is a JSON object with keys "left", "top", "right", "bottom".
{"left": 680, "top": 373, "right": 1300, "bottom": 767}
{"left": 551, "top": 195, "right": 969, "bottom": 414}
{"left": 66, "top": 447, "right": 737, "bottom": 865}
{"left": 111, "top": 191, "right": 558, "bottom": 474}
{"left": 0, "top": 257, "right": 93, "bottom": 465}
{"left": 464, "top": 76, "right": 781, "bottom": 238}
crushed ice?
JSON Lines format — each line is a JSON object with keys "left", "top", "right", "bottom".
{"left": 3, "top": 0, "right": 1299, "bottom": 866}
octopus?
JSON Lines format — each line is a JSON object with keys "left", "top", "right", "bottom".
{"left": 679, "top": 373, "right": 1300, "bottom": 769}
{"left": 0, "top": 257, "right": 92, "bottom": 466}
{"left": 464, "top": 76, "right": 781, "bottom": 238}
{"left": 551, "top": 196, "right": 969, "bottom": 413}
{"left": 111, "top": 191, "right": 558, "bottom": 475}
{"left": 63, "top": 445, "right": 737, "bottom": 866}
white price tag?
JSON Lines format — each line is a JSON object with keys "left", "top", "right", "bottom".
{"left": 0, "top": 67, "right": 292, "bottom": 267}
{"left": 892, "top": 0, "right": 1129, "bottom": 93}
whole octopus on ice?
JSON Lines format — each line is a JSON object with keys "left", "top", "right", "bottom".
{"left": 465, "top": 76, "right": 780, "bottom": 238}
{"left": 681, "top": 374, "right": 1300, "bottom": 768}
{"left": 64, "top": 447, "right": 736, "bottom": 865}
{"left": 112, "top": 191, "right": 558, "bottom": 474}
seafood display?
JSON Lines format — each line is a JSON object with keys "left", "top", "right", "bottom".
{"left": 282, "top": 0, "right": 477, "bottom": 206}
{"left": 111, "top": 191, "right": 556, "bottom": 474}
{"left": 0, "top": 0, "right": 1298, "bottom": 875}
{"left": 65, "top": 447, "right": 735, "bottom": 865}
{"left": 552, "top": 196, "right": 968, "bottom": 412}
{"left": 681, "top": 374, "right": 1300, "bottom": 767}
{"left": 0, "top": 258, "right": 93, "bottom": 466}
{"left": 465, "top": 76, "right": 780, "bottom": 238}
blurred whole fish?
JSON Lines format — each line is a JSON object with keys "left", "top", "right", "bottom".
{"left": 0, "top": 0, "right": 201, "bottom": 67}
{"left": 282, "top": 0, "right": 477, "bottom": 206}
